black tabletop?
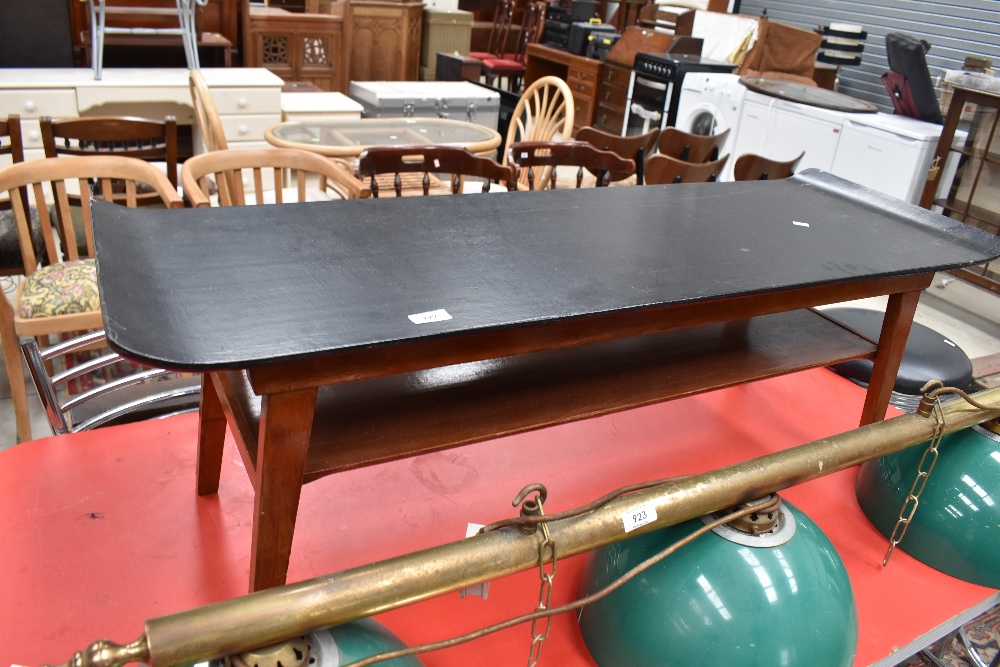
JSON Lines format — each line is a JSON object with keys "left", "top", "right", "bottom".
{"left": 93, "top": 170, "right": 1000, "bottom": 371}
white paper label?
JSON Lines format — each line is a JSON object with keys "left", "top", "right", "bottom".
{"left": 622, "top": 502, "right": 657, "bottom": 533}
{"left": 793, "top": 220, "right": 810, "bottom": 227}
{"left": 465, "top": 523, "right": 484, "bottom": 538}
{"left": 408, "top": 308, "right": 452, "bottom": 324}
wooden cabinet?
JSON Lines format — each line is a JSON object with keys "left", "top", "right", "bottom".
{"left": 245, "top": 6, "right": 348, "bottom": 92}
{"left": 920, "top": 86, "right": 1000, "bottom": 294}
{"left": 594, "top": 60, "right": 630, "bottom": 135}
{"left": 349, "top": 1, "right": 424, "bottom": 83}
{"left": 524, "top": 43, "right": 602, "bottom": 133}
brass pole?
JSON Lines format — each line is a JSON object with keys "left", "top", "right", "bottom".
{"left": 60, "top": 388, "right": 1000, "bottom": 667}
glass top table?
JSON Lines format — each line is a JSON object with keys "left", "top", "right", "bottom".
{"left": 265, "top": 117, "right": 503, "bottom": 158}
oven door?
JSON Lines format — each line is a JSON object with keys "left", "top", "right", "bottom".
{"left": 624, "top": 73, "right": 672, "bottom": 136}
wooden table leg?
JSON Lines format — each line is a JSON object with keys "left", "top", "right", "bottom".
{"left": 859, "top": 289, "right": 922, "bottom": 426}
{"left": 249, "top": 388, "right": 319, "bottom": 592}
{"left": 197, "top": 373, "right": 228, "bottom": 496}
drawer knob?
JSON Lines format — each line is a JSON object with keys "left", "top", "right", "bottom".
{"left": 29, "top": 130, "right": 39, "bottom": 140}
{"left": 24, "top": 100, "right": 35, "bottom": 112}
{"left": 238, "top": 124, "right": 250, "bottom": 135}
{"left": 238, "top": 97, "right": 249, "bottom": 108}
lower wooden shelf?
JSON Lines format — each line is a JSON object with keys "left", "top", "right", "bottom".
{"left": 223, "top": 308, "right": 878, "bottom": 480}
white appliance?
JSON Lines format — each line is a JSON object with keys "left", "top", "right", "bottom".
{"left": 731, "top": 89, "right": 849, "bottom": 179}
{"left": 829, "top": 112, "right": 944, "bottom": 204}
{"left": 675, "top": 72, "right": 746, "bottom": 179}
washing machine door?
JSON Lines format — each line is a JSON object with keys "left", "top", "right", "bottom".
{"left": 678, "top": 100, "right": 728, "bottom": 136}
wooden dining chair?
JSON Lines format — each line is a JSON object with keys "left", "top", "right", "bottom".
{"left": 733, "top": 151, "right": 805, "bottom": 181}
{"left": 0, "top": 155, "right": 183, "bottom": 442}
{"left": 645, "top": 153, "right": 729, "bottom": 185}
{"left": 502, "top": 76, "right": 575, "bottom": 188}
{"left": 40, "top": 115, "right": 179, "bottom": 205}
{"left": 508, "top": 141, "right": 636, "bottom": 189}
{"left": 356, "top": 145, "right": 516, "bottom": 196}
{"left": 469, "top": 0, "right": 514, "bottom": 62}
{"left": 575, "top": 126, "right": 659, "bottom": 184}
{"left": 190, "top": 69, "right": 228, "bottom": 153}
{"left": 181, "top": 148, "right": 370, "bottom": 207}
{"left": 658, "top": 127, "right": 731, "bottom": 163}
{"left": 480, "top": 1, "right": 546, "bottom": 93}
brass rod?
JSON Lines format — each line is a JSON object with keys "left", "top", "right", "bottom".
{"left": 74, "top": 388, "right": 1000, "bottom": 667}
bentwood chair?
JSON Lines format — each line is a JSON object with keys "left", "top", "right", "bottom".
{"left": 182, "top": 147, "right": 370, "bottom": 207}
{"left": 733, "top": 151, "right": 805, "bottom": 181}
{"left": 502, "top": 76, "right": 575, "bottom": 189}
{"left": 356, "top": 145, "right": 516, "bottom": 196}
{"left": 508, "top": 141, "right": 635, "bottom": 189}
{"left": 575, "top": 126, "right": 659, "bottom": 184}
{"left": 0, "top": 156, "right": 183, "bottom": 442}
{"left": 645, "top": 153, "right": 729, "bottom": 185}
{"left": 190, "top": 69, "right": 228, "bottom": 153}
{"left": 658, "top": 127, "right": 731, "bottom": 163}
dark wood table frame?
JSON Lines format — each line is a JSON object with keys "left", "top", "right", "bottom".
{"left": 93, "top": 172, "right": 1000, "bottom": 592}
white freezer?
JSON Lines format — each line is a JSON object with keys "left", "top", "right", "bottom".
{"left": 830, "top": 113, "right": 943, "bottom": 204}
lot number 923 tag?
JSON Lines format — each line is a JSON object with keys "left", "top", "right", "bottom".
{"left": 622, "top": 502, "right": 657, "bottom": 533}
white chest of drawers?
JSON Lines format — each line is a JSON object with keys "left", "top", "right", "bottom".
{"left": 0, "top": 67, "right": 284, "bottom": 163}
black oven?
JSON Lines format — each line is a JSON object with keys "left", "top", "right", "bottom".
{"left": 624, "top": 53, "right": 736, "bottom": 135}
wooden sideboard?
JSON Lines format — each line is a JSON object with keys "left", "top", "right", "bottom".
{"left": 349, "top": 0, "right": 424, "bottom": 83}
{"left": 593, "top": 60, "right": 630, "bottom": 135}
{"left": 525, "top": 43, "right": 602, "bottom": 134}
{"left": 245, "top": 5, "right": 348, "bottom": 92}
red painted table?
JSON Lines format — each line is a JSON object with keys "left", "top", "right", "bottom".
{"left": 2, "top": 370, "right": 996, "bottom": 667}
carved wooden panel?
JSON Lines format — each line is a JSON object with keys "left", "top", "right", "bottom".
{"left": 349, "top": 1, "right": 423, "bottom": 82}
{"left": 246, "top": 6, "right": 346, "bottom": 92}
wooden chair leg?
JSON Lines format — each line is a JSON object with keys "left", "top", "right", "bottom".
{"left": 196, "top": 372, "right": 227, "bottom": 496}
{"left": 0, "top": 298, "right": 31, "bottom": 442}
{"left": 248, "top": 388, "right": 318, "bottom": 592}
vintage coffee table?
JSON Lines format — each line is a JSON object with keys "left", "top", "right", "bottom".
{"left": 92, "top": 171, "right": 1000, "bottom": 592}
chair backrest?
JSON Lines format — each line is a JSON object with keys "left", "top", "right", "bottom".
{"left": 182, "top": 147, "right": 371, "bottom": 207}
{"left": 511, "top": 1, "right": 546, "bottom": 64}
{"left": 190, "top": 69, "right": 228, "bottom": 152}
{"left": 575, "top": 126, "right": 659, "bottom": 184}
{"left": 645, "top": 153, "right": 729, "bottom": 185}
{"left": 503, "top": 76, "right": 575, "bottom": 187}
{"left": 486, "top": 0, "right": 515, "bottom": 57}
{"left": 508, "top": 141, "right": 636, "bottom": 189}
{"left": 733, "top": 151, "right": 804, "bottom": 181}
{"left": 20, "top": 330, "right": 201, "bottom": 436}
{"left": 658, "top": 127, "right": 731, "bottom": 163}
{"left": 0, "top": 155, "right": 183, "bottom": 274}
{"left": 356, "top": 145, "right": 516, "bottom": 196}
{"left": 40, "top": 115, "right": 179, "bottom": 194}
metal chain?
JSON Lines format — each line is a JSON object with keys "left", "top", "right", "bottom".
{"left": 527, "top": 498, "right": 556, "bottom": 667}
{"left": 883, "top": 395, "right": 946, "bottom": 566}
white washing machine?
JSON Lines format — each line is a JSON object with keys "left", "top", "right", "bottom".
{"left": 675, "top": 72, "right": 746, "bottom": 180}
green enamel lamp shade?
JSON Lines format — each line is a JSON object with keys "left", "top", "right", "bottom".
{"left": 578, "top": 499, "right": 857, "bottom": 667}
{"left": 195, "top": 618, "right": 423, "bottom": 667}
{"left": 856, "top": 421, "right": 1000, "bottom": 588}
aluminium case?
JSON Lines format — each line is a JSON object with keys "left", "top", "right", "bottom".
{"left": 348, "top": 81, "right": 500, "bottom": 131}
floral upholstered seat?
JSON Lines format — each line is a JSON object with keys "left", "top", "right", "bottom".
{"left": 16, "top": 258, "right": 100, "bottom": 319}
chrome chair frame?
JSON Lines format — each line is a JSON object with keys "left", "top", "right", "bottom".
{"left": 20, "top": 331, "right": 200, "bottom": 435}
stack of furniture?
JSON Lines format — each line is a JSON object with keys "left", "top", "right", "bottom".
{"left": 591, "top": 26, "right": 674, "bottom": 135}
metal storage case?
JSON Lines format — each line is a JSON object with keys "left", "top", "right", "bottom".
{"left": 420, "top": 9, "right": 473, "bottom": 82}
{"left": 348, "top": 81, "right": 501, "bottom": 130}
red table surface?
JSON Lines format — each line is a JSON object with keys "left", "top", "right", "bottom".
{"left": 1, "top": 368, "right": 994, "bottom": 667}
